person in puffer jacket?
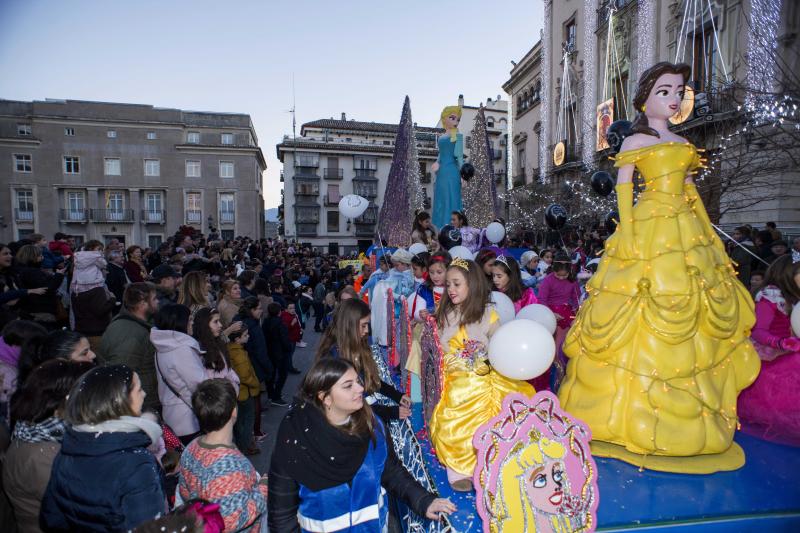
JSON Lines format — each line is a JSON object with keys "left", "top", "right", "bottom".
{"left": 41, "top": 364, "right": 166, "bottom": 532}
{"left": 268, "top": 357, "right": 455, "bottom": 532}
{"left": 70, "top": 242, "right": 116, "bottom": 345}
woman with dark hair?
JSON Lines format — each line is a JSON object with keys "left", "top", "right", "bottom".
{"left": 4, "top": 359, "right": 93, "bottom": 533}
{"left": 124, "top": 245, "right": 148, "bottom": 283}
{"left": 411, "top": 211, "right": 440, "bottom": 252}
{"left": 474, "top": 248, "right": 497, "bottom": 285}
{"left": 559, "top": 62, "right": 760, "bottom": 472}
{"left": 0, "top": 319, "right": 46, "bottom": 420}
{"left": 0, "top": 243, "right": 48, "bottom": 328}
{"left": 192, "top": 307, "right": 239, "bottom": 391}
{"left": 41, "top": 364, "right": 166, "bottom": 531}
{"left": 316, "top": 298, "right": 409, "bottom": 422}
{"left": 18, "top": 328, "right": 96, "bottom": 385}
{"left": 268, "top": 357, "right": 455, "bottom": 531}
{"left": 151, "top": 303, "right": 205, "bottom": 444}
{"left": 491, "top": 255, "right": 538, "bottom": 313}
{"left": 14, "top": 244, "right": 66, "bottom": 328}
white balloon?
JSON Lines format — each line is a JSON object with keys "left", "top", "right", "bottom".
{"left": 490, "top": 291, "right": 516, "bottom": 325}
{"left": 486, "top": 222, "right": 506, "bottom": 244}
{"left": 792, "top": 304, "right": 800, "bottom": 336}
{"left": 489, "top": 319, "right": 555, "bottom": 380}
{"left": 409, "top": 243, "right": 428, "bottom": 256}
{"left": 448, "top": 245, "right": 473, "bottom": 260}
{"left": 338, "top": 194, "right": 369, "bottom": 218}
{"left": 516, "top": 304, "right": 557, "bottom": 335}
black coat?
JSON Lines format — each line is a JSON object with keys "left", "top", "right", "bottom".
{"left": 236, "top": 314, "right": 272, "bottom": 382}
{"left": 105, "top": 263, "right": 128, "bottom": 303}
{"left": 263, "top": 315, "right": 291, "bottom": 365}
{"left": 41, "top": 427, "right": 166, "bottom": 532}
{"left": 15, "top": 265, "right": 63, "bottom": 316}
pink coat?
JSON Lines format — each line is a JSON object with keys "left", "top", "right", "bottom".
{"left": 512, "top": 287, "right": 538, "bottom": 313}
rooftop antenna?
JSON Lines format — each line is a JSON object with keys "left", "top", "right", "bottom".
{"left": 289, "top": 73, "right": 297, "bottom": 143}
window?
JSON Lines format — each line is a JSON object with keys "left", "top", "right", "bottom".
{"left": 107, "top": 192, "right": 125, "bottom": 220}
{"left": 693, "top": 29, "right": 717, "bottom": 91}
{"left": 64, "top": 127, "right": 75, "bottom": 136}
{"left": 221, "top": 229, "right": 234, "bottom": 241}
{"left": 327, "top": 210, "right": 339, "bottom": 232}
{"left": 187, "top": 131, "right": 200, "bottom": 144}
{"left": 219, "top": 161, "right": 235, "bottom": 178}
{"left": 67, "top": 191, "right": 85, "bottom": 220}
{"left": 219, "top": 193, "right": 235, "bottom": 224}
{"left": 566, "top": 21, "right": 577, "bottom": 50}
{"left": 186, "top": 192, "right": 202, "bottom": 223}
{"left": 17, "top": 124, "right": 31, "bottom": 136}
{"left": 18, "top": 229, "right": 34, "bottom": 240}
{"left": 14, "top": 154, "right": 32, "bottom": 172}
{"left": 144, "top": 159, "right": 160, "bottom": 176}
{"left": 107, "top": 130, "right": 117, "bottom": 138}
{"left": 148, "top": 235, "right": 163, "bottom": 249}
{"left": 487, "top": 118, "right": 495, "bottom": 128}
{"left": 186, "top": 160, "right": 201, "bottom": 178}
{"left": 327, "top": 184, "right": 341, "bottom": 204}
{"left": 16, "top": 190, "right": 34, "bottom": 220}
{"left": 146, "top": 131, "right": 157, "bottom": 140}
{"left": 64, "top": 156, "right": 80, "bottom": 174}
{"left": 104, "top": 158, "right": 121, "bottom": 175}
{"left": 145, "top": 192, "right": 163, "bottom": 222}
{"left": 518, "top": 148, "right": 526, "bottom": 172}
{"left": 221, "top": 133, "right": 234, "bottom": 145}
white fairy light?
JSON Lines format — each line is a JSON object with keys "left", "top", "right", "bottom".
{"left": 540, "top": 2, "right": 553, "bottom": 181}
{"left": 636, "top": 0, "right": 657, "bottom": 78}
{"left": 582, "top": 0, "right": 598, "bottom": 169}
{"left": 746, "top": 0, "right": 783, "bottom": 120}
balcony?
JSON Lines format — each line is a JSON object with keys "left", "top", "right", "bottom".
{"left": 185, "top": 210, "right": 202, "bottom": 224}
{"left": 219, "top": 211, "right": 235, "bottom": 224}
{"left": 420, "top": 172, "right": 431, "bottom": 184}
{"left": 296, "top": 223, "right": 318, "bottom": 236}
{"left": 355, "top": 225, "right": 376, "bottom": 237}
{"left": 91, "top": 209, "right": 134, "bottom": 223}
{"left": 294, "top": 159, "right": 319, "bottom": 178}
{"left": 14, "top": 209, "right": 34, "bottom": 223}
{"left": 512, "top": 171, "right": 526, "bottom": 188}
{"left": 324, "top": 194, "right": 340, "bottom": 207}
{"left": 354, "top": 168, "right": 377, "bottom": 178}
{"left": 492, "top": 148, "right": 504, "bottom": 160}
{"left": 59, "top": 209, "right": 89, "bottom": 223}
{"left": 548, "top": 141, "right": 583, "bottom": 169}
{"left": 323, "top": 168, "right": 343, "bottom": 180}
{"left": 354, "top": 206, "right": 378, "bottom": 225}
{"left": 141, "top": 210, "right": 165, "bottom": 224}
{"left": 353, "top": 185, "right": 378, "bottom": 199}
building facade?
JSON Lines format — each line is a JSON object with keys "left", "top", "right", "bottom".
{"left": 277, "top": 115, "right": 440, "bottom": 254}
{"left": 504, "top": 0, "right": 800, "bottom": 230}
{"left": 0, "top": 99, "right": 266, "bottom": 247}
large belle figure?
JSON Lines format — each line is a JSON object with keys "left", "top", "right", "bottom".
{"left": 432, "top": 106, "right": 464, "bottom": 229}
{"left": 558, "top": 62, "right": 760, "bottom": 473}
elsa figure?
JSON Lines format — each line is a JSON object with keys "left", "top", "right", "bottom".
{"left": 432, "top": 105, "right": 464, "bottom": 229}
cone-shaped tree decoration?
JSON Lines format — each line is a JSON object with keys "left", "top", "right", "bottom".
{"left": 463, "top": 106, "right": 500, "bottom": 227}
{"left": 377, "top": 96, "right": 425, "bottom": 246}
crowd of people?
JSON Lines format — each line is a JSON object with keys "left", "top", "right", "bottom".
{"left": 0, "top": 213, "right": 796, "bottom": 531}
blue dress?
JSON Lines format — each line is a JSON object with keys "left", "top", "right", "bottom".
{"left": 432, "top": 133, "right": 463, "bottom": 229}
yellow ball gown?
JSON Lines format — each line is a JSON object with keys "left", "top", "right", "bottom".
{"left": 558, "top": 142, "right": 760, "bottom": 473}
{"left": 429, "top": 308, "right": 535, "bottom": 477}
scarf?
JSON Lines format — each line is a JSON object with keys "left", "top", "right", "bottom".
{"left": 13, "top": 416, "right": 67, "bottom": 443}
{"left": 273, "top": 400, "right": 371, "bottom": 491}
{"left": 72, "top": 414, "right": 163, "bottom": 446}
{"left": 0, "top": 337, "right": 20, "bottom": 367}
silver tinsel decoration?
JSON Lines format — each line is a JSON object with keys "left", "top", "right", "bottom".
{"left": 636, "top": 0, "right": 657, "bottom": 78}
{"left": 540, "top": 4, "right": 552, "bottom": 180}
{"left": 463, "top": 106, "right": 500, "bottom": 227}
{"left": 746, "top": 0, "right": 782, "bottom": 118}
{"left": 582, "top": 0, "right": 598, "bottom": 169}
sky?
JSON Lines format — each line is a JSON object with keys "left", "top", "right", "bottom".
{"left": 0, "top": 0, "right": 544, "bottom": 209}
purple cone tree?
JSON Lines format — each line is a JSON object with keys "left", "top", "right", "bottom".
{"left": 377, "top": 96, "right": 424, "bottom": 246}
{"left": 463, "top": 106, "right": 500, "bottom": 227}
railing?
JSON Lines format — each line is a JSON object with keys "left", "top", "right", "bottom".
{"left": 354, "top": 168, "right": 377, "bottom": 178}
{"left": 59, "top": 209, "right": 89, "bottom": 223}
{"left": 323, "top": 168, "right": 343, "bottom": 180}
{"left": 355, "top": 225, "right": 375, "bottom": 237}
{"left": 185, "top": 210, "right": 202, "bottom": 224}
{"left": 14, "top": 209, "right": 34, "bottom": 222}
{"left": 548, "top": 141, "right": 583, "bottom": 168}
{"left": 91, "top": 209, "right": 134, "bottom": 223}
{"left": 219, "top": 211, "right": 235, "bottom": 224}
{"left": 355, "top": 206, "right": 378, "bottom": 225}
{"left": 294, "top": 158, "right": 319, "bottom": 168}
{"left": 294, "top": 185, "right": 320, "bottom": 196}
{"left": 296, "top": 223, "right": 318, "bottom": 236}
{"left": 354, "top": 186, "right": 378, "bottom": 199}
{"left": 141, "top": 210, "right": 165, "bottom": 224}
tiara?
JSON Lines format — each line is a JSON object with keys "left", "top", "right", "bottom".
{"left": 495, "top": 255, "right": 511, "bottom": 268}
{"left": 451, "top": 257, "right": 470, "bottom": 271}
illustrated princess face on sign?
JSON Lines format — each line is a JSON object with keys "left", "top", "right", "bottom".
{"left": 473, "top": 391, "right": 599, "bottom": 533}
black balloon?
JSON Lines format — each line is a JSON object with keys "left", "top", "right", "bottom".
{"left": 590, "top": 171, "right": 614, "bottom": 196}
{"left": 438, "top": 224, "right": 462, "bottom": 249}
{"left": 544, "top": 204, "right": 567, "bottom": 230}
{"left": 460, "top": 163, "right": 475, "bottom": 181}
{"left": 605, "top": 210, "right": 619, "bottom": 233}
{"left": 606, "top": 120, "right": 632, "bottom": 154}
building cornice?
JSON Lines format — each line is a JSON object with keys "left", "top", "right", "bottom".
{"left": 276, "top": 140, "right": 438, "bottom": 161}
{"left": 175, "top": 144, "right": 267, "bottom": 168}
{"left": 0, "top": 137, "right": 42, "bottom": 147}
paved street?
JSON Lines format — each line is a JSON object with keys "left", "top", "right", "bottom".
{"left": 249, "top": 327, "right": 322, "bottom": 474}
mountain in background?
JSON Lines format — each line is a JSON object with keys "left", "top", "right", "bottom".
{"left": 264, "top": 208, "right": 279, "bottom": 222}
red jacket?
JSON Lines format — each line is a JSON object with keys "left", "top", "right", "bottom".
{"left": 280, "top": 311, "right": 302, "bottom": 343}
{"left": 48, "top": 240, "right": 73, "bottom": 258}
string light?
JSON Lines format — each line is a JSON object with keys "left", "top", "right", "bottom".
{"left": 636, "top": 0, "right": 657, "bottom": 78}
{"left": 581, "top": 0, "right": 598, "bottom": 169}
{"left": 746, "top": 0, "right": 782, "bottom": 117}
{"left": 540, "top": 4, "right": 553, "bottom": 180}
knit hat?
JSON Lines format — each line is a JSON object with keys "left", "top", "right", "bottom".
{"left": 390, "top": 248, "right": 414, "bottom": 265}
{"left": 520, "top": 250, "right": 539, "bottom": 267}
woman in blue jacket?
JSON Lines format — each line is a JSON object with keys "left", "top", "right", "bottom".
{"left": 41, "top": 364, "right": 166, "bottom": 532}
{"left": 268, "top": 357, "right": 455, "bottom": 532}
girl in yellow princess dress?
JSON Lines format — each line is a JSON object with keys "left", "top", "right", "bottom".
{"left": 558, "top": 62, "right": 760, "bottom": 473}
{"left": 428, "top": 258, "right": 534, "bottom": 491}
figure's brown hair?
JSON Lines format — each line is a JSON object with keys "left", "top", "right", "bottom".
{"left": 436, "top": 259, "right": 491, "bottom": 328}
{"left": 630, "top": 62, "right": 691, "bottom": 138}
{"left": 761, "top": 255, "right": 800, "bottom": 307}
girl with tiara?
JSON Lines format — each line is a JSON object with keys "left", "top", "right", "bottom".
{"left": 450, "top": 210, "right": 481, "bottom": 253}
{"left": 491, "top": 255, "right": 538, "bottom": 313}
{"left": 431, "top": 105, "right": 464, "bottom": 229}
{"left": 411, "top": 211, "right": 440, "bottom": 253}
{"left": 428, "top": 258, "right": 534, "bottom": 491}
